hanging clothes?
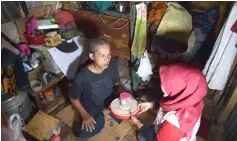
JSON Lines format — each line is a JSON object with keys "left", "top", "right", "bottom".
{"left": 202, "top": 2, "right": 237, "bottom": 90}
{"left": 131, "top": 3, "right": 147, "bottom": 57}
{"left": 192, "top": 8, "right": 219, "bottom": 33}
{"left": 130, "top": 3, "right": 139, "bottom": 93}
{"left": 148, "top": 2, "right": 167, "bottom": 26}
{"left": 148, "top": 2, "right": 167, "bottom": 33}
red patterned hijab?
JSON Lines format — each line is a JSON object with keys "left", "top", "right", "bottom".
{"left": 159, "top": 63, "right": 207, "bottom": 139}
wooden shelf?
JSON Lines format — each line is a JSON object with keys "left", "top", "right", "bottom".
{"left": 44, "top": 96, "right": 65, "bottom": 114}
{"left": 32, "top": 75, "right": 65, "bottom": 111}
{"left": 34, "top": 75, "right": 65, "bottom": 95}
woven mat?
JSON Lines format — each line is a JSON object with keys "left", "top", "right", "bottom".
{"left": 24, "top": 110, "right": 60, "bottom": 140}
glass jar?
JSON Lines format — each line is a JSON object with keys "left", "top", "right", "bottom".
{"left": 119, "top": 92, "right": 132, "bottom": 110}
{"left": 43, "top": 88, "right": 55, "bottom": 102}
{"left": 54, "top": 86, "right": 62, "bottom": 97}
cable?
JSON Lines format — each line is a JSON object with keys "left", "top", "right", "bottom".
{"left": 98, "top": 14, "right": 129, "bottom": 30}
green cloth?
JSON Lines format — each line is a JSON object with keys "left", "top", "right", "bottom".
{"left": 131, "top": 3, "right": 147, "bottom": 58}
{"left": 130, "top": 3, "right": 139, "bottom": 93}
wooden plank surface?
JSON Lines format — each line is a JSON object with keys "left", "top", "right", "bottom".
{"left": 221, "top": 85, "right": 237, "bottom": 121}
{"left": 44, "top": 96, "right": 65, "bottom": 114}
{"left": 56, "top": 105, "right": 79, "bottom": 128}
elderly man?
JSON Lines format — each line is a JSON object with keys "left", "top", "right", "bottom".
{"left": 69, "top": 37, "right": 128, "bottom": 139}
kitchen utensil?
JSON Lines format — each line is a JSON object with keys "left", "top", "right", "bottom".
{"left": 38, "top": 70, "right": 56, "bottom": 85}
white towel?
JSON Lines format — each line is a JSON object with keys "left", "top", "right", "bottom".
{"left": 202, "top": 2, "right": 237, "bottom": 90}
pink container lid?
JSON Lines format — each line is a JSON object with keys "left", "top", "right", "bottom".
{"left": 120, "top": 92, "right": 131, "bottom": 100}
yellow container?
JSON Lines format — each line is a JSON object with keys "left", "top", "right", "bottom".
{"left": 44, "top": 34, "right": 62, "bottom": 47}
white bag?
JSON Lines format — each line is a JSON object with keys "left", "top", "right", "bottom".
{"left": 136, "top": 50, "right": 153, "bottom": 81}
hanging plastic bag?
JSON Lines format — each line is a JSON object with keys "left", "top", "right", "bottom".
{"left": 136, "top": 50, "right": 153, "bottom": 81}
{"left": 2, "top": 114, "right": 26, "bottom": 141}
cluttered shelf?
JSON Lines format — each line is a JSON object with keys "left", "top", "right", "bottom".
{"left": 30, "top": 74, "right": 67, "bottom": 112}
{"left": 33, "top": 75, "right": 65, "bottom": 95}
{"left": 43, "top": 96, "right": 65, "bottom": 114}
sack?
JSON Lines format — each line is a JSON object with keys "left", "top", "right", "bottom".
{"left": 156, "top": 2, "right": 192, "bottom": 43}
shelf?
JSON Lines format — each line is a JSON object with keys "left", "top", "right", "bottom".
{"left": 43, "top": 96, "right": 65, "bottom": 114}
{"left": 34, "top": 75, "right": 65, "bottom": 95}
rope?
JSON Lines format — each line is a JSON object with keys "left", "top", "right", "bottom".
{"left": 98, "top": 14, "right": 129, "bottom": 30}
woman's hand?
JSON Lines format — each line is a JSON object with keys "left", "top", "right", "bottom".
{"left": 138, "top": 102, "right": 154, "bottom": 114}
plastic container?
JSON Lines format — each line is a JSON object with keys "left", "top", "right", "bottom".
{"left": 24, "top": 33, "right": 46, "bottom": 45}
{"left": 60, "top": 29, "right": 77, "bottom": 39}
{"left": 54, "top": 87, "right": 62, "bottom": 97}
{"left": 110, "top": 98, "right": 141, "bottom": 120}
{"left": 119, "top": 92, "right": 131, "bottom": 110}
{"left": 43, "top": 88, "right": 55, "bottom": 102}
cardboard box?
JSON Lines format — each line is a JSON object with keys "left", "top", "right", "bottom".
{"left": 121, "top": 126, "right": 137, "bottom": 141}
{"left": 57, "top": 105, "right": 137, "bottom": 141}
{"left": 57, "top": 104, "right": 158, "bottom": 141}
{"left": 56, "top": 105, "right": 80, "bottom": 128}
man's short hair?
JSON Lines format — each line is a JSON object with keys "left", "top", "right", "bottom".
{"left": 90, "top": 37, "right": 110, "bottom": 53}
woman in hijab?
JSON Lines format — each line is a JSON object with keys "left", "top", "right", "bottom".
{"left": 130, "top": 63, "right": 207, "bottom": 141}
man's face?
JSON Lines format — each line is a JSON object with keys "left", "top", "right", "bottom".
{"left": 90, "top": 44, "right": 111, "bottom": 70}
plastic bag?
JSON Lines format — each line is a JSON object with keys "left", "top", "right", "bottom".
{"left": 1, "top": 114, "right": 26, "bottom": 141}
{"left": 136, "top": 50, "right": 153, "bottom": 81}
{"left": 1, "top": 127, "right": 26, "bottom": 141}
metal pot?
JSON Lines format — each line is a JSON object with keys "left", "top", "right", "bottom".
{"left": 2, "top": 91, "right": 37, "bottom": 124}
{"left": 115, "top": 2, "right": 129, "bottom": 13}
{"left": 38, "top": 70, "right": 56, "bottom": 85}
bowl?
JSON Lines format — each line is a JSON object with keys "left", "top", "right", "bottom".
{"left": 110, "top": 98, "right": 141, "bottom": 120}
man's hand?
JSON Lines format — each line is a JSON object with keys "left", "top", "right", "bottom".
{"left": 130, "top": 116, "right": 144, "bottom": 129}
{"left": 102, "top": 108, "right": 111, "bottom": 121}
{"left": 81, "top": 112, "right": 96, "bottom": 132}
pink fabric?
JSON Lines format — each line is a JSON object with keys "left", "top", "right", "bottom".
{"left": 18, "top": 44, "right": 31, "bottom": 56}
{"left": 159, "top": 64, "right": 207, "bottom": 140}
{"left": 231, "top": 20, "right": 237, "bottom": 33}
{"left": 26, "top": 17, "right": 37, "bottom": 35}
{"left": 157, "top": 120, "right": 185, "bottom": 141}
